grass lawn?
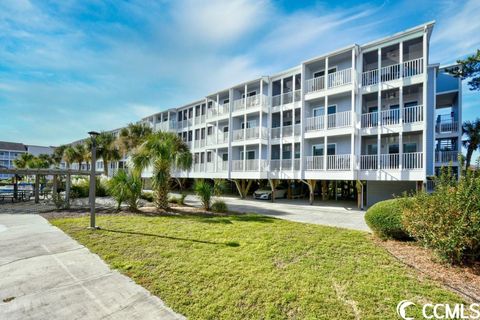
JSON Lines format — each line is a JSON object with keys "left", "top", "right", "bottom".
{"left": 51, "top": 214, "right": 463, "bottom": 319}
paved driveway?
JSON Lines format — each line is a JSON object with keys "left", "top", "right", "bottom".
{"left": 0, "top": 214, "right": 184, "bottom": 320}
{"left": 182, "top": 195, "right": 369, "bottom": 232}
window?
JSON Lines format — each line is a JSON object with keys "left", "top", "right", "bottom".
{"left": 223, "top": 126, "right": 229, "bottom": 133}
{"left": 390, "top": 104, "right": 399, "bottom": 110}
{"left": 241, "top": 120, "right": 257, "bottom": 129}
{"left": 241, "top": 150, "right": 256, "bottom": 160}
{"left": 327, "top": 105, "right": 336, "bottom": 115}
{"left": 223, "top": 98, "right": 229, "bottom": 104}
{"left": 388, "top": 144, "right": 399, "bottom": 154}
{"left": 403, "top": 143, "right": 417, "bottom": 153}
{"left": 368, "top": 106, "right": 378, "bottom": 113}
{"left": 188, "top": 108, "right": 193, "bottom": 119}
{"left": 312, "top": 144, "right": 323, "bottom": 156}
{"left": 283, "top": 144, "right": 292, "bottom": 159}
{"left": 207, "top": 152, "right": 212, "bottom": 162}
{"left": 207, "top": 126, "right": 213, "bottom": 135}
{"left": 313, "top": 67, "right": 336, "bottom": 78}
{"left": 312, "top": 107, "right": 324, "bottom": 117}
{"left": 222, "top": 153, "right": 228, "bottom": 161}
{"left": 327, "top": 144, "right": 336, "bottom": 155}
{"left": 367, "top": 144, "right": 377, "bottom": 155}
{"left": 242, "top": 91, "right": 257, "bottom": 98}
{"left": 294, "top": 143, "right": 300, "bottom": 159}
{"left": 404, "top": 101, "right": 417, "bottom": 108}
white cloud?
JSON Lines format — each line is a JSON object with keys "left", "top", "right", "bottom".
{"left": 431, "top": 0, "right": 480, "bottom": 63}
{"left": 171, "top": 0, "right": 271, "bottom": 44}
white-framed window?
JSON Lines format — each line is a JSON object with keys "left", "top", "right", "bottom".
{"left": 312, "top": 107, "right": 324, "bottom": 117}
{"left": 366, "top": 144, "right": 377, "bottom": 155}
{"left": 241, "top": 120, "right": 257, "bottom": 129}
{"left": 242, "top": 90, "right": 257, "bottom": 98}
{"left": 241, "top": 150, "right": 256, "bottom": 160}
{"left": 313, "top": 67, "right": 337, "bottom": 78}
{"left": 327, "top": 104, "right": 337, "bottom": 115}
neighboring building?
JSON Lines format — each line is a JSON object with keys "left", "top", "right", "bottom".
{"left": 0, "top": 141, "right": 54, "bottom": 179}
{"left": 70, "top": 21, "right": 463, "bottom": 207}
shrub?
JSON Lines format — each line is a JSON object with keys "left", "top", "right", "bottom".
{"left": 71, "top": 177, "right": 108, "bottom": 198}
{"left": 169, "top": 193, "right": 187, "bottom": 205}
{"left": 141, "top": 191, "right": 154, "bottom": 202}
{"left": 403, "top": 168, "right": 480, "bottom": 264}
{"left": 211, "top": 200, "right": 228, "bottom": 213}
{"left": 194, "top": 180, "right": 213, "bottom": 211}
{"left": 106, "top": 170, "right": 142, "bottom": 211}
{"left": 365, "top": 198, "right": 410, "bottom": 240}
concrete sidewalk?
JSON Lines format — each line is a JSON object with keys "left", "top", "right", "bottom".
{"left": 0, "top": 214, "right": 184, "bottom": 320}
{"left": 180, "top": 194, "right": 369, "bottom": 232}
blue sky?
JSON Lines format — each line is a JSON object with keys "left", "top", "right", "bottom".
{"left": 0, "top": 0, "right": 478, "bottom": 147}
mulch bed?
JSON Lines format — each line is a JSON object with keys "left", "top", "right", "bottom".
{"left": 377, "top": 239, "right": 480, "bottom": 303}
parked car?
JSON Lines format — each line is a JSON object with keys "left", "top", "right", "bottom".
{"left": 253, "top": 186, "right": 287, "bottom": 200}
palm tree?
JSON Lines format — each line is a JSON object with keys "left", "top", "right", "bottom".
{"left": 132, "top": 131, "right": 192, "bottom": 210}
{"left": 13, "top": 153, "right": 34, "bottom": 168}
{"left": 462, "top": 119, "right": 480, "bottom": 169}
{"left": 118, "top": 122, "right": 153, "bottom": 154}
{"left": 63, "top": 146, "right": 77, "bottom": 169}
{"left": 194, "top": 179, "right": 213, "bottom": 211}
{"left": 106, "top": 170, "right": 142, "bottom": 211}
{"left": 87, "top": 132, "right": 121, "bottom": 176}
{"left": 74, "top": 143, "right": 88, "bottom": 170}
{"left": 51, "top": 145, "right": 67, "bottom": 168}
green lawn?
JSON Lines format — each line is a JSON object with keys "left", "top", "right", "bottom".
{"left": 51, "top": 214, "right": 463, "bottom": 319}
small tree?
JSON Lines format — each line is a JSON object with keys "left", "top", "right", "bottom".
{"left": 462, "top": 119, "right": 480, "bottom": 169}
{"left": 447, "top": 49, "right": 480, "bottom": 91}
{"left": 107, "top": 170, "right": 142, "bottom": 211}
{"left": 194, "top": 179, "right": 213, "bottom": 211}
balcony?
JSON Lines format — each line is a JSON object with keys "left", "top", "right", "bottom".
{"left": 327, "top": 154, "right": 351, "bottom": 170}
{"left": 231, "top": 159, "right": 267, "bottom": 172}
{"left": 195, "top": 115, "right": 206, "bottom": 125}
{"left": 232, "top": 127, "right": 268, "bottom": 141}
{"left": 305, "top": 156, "right": 324, "bottom": 170}
{"left": 361, "top": 105, "right": 423, "bottom": 128}
{"left": 232, "top": 94, "right": 268, "bottom": 112}
{"left": 305, "top": 68, "right": 352, "bottom": 95}
{"left": 435, "top": 118, "right": 459, "bottom": 134}
{"left": 157, "top": 120, "right": 176, "bottom": 131}
{"left": 193, "top": 139, "right": 206, "bottom": 148}
{"left": 359, "top": 152, "right": 423, "bottom": 170}
{"left": 305, "top": 111, "right": 351, "bottom": 132}
{"left": 361, "top": 58, "right": 424, "bottom": 87}
{"left": 435, "top": 151, "right": 458, "bottom": 163}
{"left": 305, "top": 116, "right": 324, "bottom": 132}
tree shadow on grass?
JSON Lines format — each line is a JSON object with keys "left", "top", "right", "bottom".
{"left": 100, "top": 228, "right": 240, "bottom": 247}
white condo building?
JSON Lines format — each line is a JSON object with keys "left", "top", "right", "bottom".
{"left": 108, "top": 22, "right": 461, "bottom": 207}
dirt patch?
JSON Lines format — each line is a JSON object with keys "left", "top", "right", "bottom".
{"left": 377, "top": 239, "right": 480, "bottom": 303}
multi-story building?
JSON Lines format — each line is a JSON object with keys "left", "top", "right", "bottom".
{"left": 130, "top": 22, "right": 463, "bottom": 206}
{"left": 0, "top": 141, "right": 54, "bottom": 179}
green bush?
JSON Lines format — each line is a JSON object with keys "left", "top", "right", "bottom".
{"left": 106, "top": 170, "right": 142, "bottom": 211}
{"left": 211, "top": 200, "right": 228, "bottom": 213}
{"left": 70, "top": 177, "right": 108, "bottom": 198}
{"left": 169, "top": 193, "right": 187, "bottom": 205}
{"left": 194, "top": 180, "right": 213, "bottom": 211}
{"left": 365, "top": 198, "right": 410, "bottom": 240}
{"left": 403, "top": 168, "right": 480, "bottom": 264}
{"left": 140, "top": 191, "right": 154, "bottom": 202}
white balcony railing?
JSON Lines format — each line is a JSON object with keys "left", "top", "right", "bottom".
{"left": 232, "top": 95, "right": 268, "bottom": 112}
{"left": 403, "top": 152, "right": 423, "bottom": 169}
{"left": 362, "top": 58, "right": 424, "bottom": 86}
{"left": 328, "top": 68, "right": 352, "bottom": 88}
{"left": 271, "top": 127, "right": 281, "bottom": 139}
{"left": 245, "top": 127, "right": 259, "bottom": 140}
{"left": 380, "top": 109, "right": 400, "bottom": 126}
{"left": 403, "top": 58, "right": 424, "bottom": 78}
{"left": 245, "top": 159, "right": 258, "bottom": 171}
{"left": 231, "top": 160, "right": 243, "bottom": 171}
{"left": 233, "top": 129, "right": 244, "bottom": 141}
{"left": 270, "top": 159, "right": 281, "bottom": 171}
{"left": 436, "top": 120, "right": 458, "bottom": 133}
{"left": 294, "top": 124, "right": 301, "bottom": 136}
{"left": 282, "top": 125, "right": 293, "bottom": 137}
{"left": 380, "top": 153, "right": 400, "bottom": 170}
{"left": 206, "top": 135, "right": 215, "bottom": 145}
{"left": 327, "top": 111, "right": 351, "bottom": 128}
{"left": 361, "top": 112, "right": 379, "bottom": 128}
{"left": 220, "top": 160, "right": 229, "bottom": 171}
{"left": 359, "top": 155, "right": 378, "bottom": 170}
{"left": 327, "top": 154, "right": 351, "bottom": 170}
{"left": 403, "top": 105, "right": 423, "bottom": 123}
{"left": 272, "top": 95, "right": 281, "bottom": 107}
{"left": 281, "top": 159, "right": 292, "bottom": 170}
{"left": 282, "top": 91, "right": 293, "bottom": 104}
{"left": 362, "top": 69, "right": 379, "bottom": 86}
{"left": 435, "top": 151, "right": 458, "bottom": 163}
{"left": 206, "top": 162, "right": 215, "bottom": 172}
{"left": 193, "top": 139, "right": 206, "bottom": 148}
{"left": 305, "top": 156, "right": 324, "bottom": 170}
{"left": 305, "top": 76, "right": 325, "bottom": 94}
{"left": 218, "top": 132, "right": 229, "bottom": 144}
{"left": 305, "top": 116, "right": 324, "bottom": 132}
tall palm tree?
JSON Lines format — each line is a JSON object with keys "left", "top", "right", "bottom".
{"left": 463, "top": 118, "right": 480, "bottom": 169}
{"left": 118, "top": 122, "right": 153, "bottom": 154}
{"left": 88, "top": 131, "right": 121, "bottom": 176}
{"left": 13, "top": 153, "right": 34, "bottom": 169}
{"left": 63, "top": 146, "right": 77, "bottom": 169}
{"left": 132, "top": 131, "right": 192, "bottom": 210}
{"left": 74, "top": 143, "right": 89, "bottom": 170}
{"left": 51, "top": 145, "right": 67, "bottom": 168}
